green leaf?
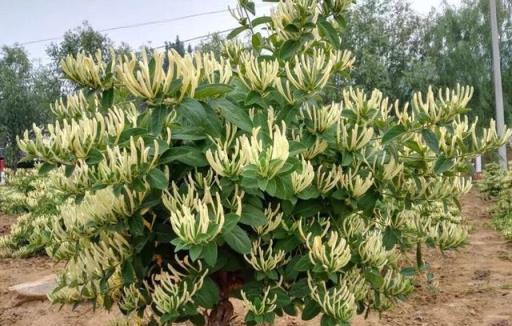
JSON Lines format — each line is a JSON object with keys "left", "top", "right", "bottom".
{"left": 320, "top": 314, "right": 338, "bottom": 326}
{"left": 121, "top": 260, "right": 135, "bottom": 285}
{"left": 202, "top": 242, "right": 218, "bottom": 267}
{"left": 240, "top": 203, "right": 267, "bottom": 227}
{"left": 86, "top": 149, "right": 103, "bottom": 165}
{"left": 265, "top": 175, "right": 294, "bottom": 200}
{"left": 421, "top": 129, "right": 440, "bottom": 154}
{"left": 364, "top": 269, "right": 384, "bottom": 288}
{"left": 38, "top": 162, "right": 56, "bottom": 175}
{"left": 193, "top": 277, "right": 220, "bottom": 309}
{"left": 400, "top": 267, "right": 417, "bottom": 277}
{"left": 279, "top": 39, "right": 301, "bottom": 60}
{"left": 222, "top": 225, "right": 251, "bottom": 254}
{"left": 317, "top": 18, "right": 341, "bottom": 49}
{"left": 252, "top": 32, "right": 263, "bottom": 49}
{"left": 101, "top": 88, "right": 114, "bottom": 109}
{"left": 147, "top": 168, "right": 168, "bottom": 190}
{"left": 434, "top": 155, "right": 454, "bottom": 174}
{"left": 251, "top": 16, "right": 272, "bottom": 27}
{"left": 151, "top": 105, "right": 168, "bottom": 135}
{"left": 161, "top": 146, "right": 208, "bottom": 167}
{"left": 382, "top": 125, "right": 407, "bottom": 144}
{"left": 178, "top": 98, "right": 222, "bottom": 138}
{"left": 128, "top": 214, "right": 145, "bottom": 236}
{"left": 118, "top": 127, "right": 148, "bottom": 144}
{"left": 195, "top": 84, "right": 233, "bottom": 99}
{"left": 301, "top": 299, "right": 321, "bottom": 320}
{"left": 210, "top": 98, "right": 253, "bottom": 132}
{"left": 288, "top": 278, "right": 309, "bottom": 298}
{"left": 189, "top": 246, "right": 203, "bottom": 261}
{"left": 227, "top": 25, "right": 249, "bottom": 39}
{"left": 223, "top": 213, "right": 241, "bottom": 233}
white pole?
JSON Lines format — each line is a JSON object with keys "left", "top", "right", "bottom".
{"left": 490, "top": 0, "right": 507, "bottom": 168}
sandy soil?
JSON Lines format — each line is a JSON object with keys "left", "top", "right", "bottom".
{"left": 1, "top": 190, "right": 511, "bottom": 326}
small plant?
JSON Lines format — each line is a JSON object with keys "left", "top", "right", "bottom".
{"left": 0, "top": 168, "right": 66, "bottom": 257}
{"left": 481, "top": 162, "right": 512, "bottom": 240}
{"left": 477, "top": 162, "right": 507, "bottom": 199}
{"left": 12, "top": 0, "right": 511, "bottom": 325}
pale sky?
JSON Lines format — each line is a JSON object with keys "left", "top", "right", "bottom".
{"left": 0, "top": 0, "right": 461, "bottom": 63}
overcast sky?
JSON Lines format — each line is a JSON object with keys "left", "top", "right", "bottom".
{"left": 0, "top": 0, "right": 461, "bottom": 63}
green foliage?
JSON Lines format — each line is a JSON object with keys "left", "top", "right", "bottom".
{"left": 480, "top": 162, "right": 512, "bottom": 240}
{"left": 10, "top": 0, "right": 511, "bottom": 325}
{"left": 0, "top": 46, "right": 59, "bottom": 166}
{"left": 0, "top": 168, "right": 65, "bottom": 257}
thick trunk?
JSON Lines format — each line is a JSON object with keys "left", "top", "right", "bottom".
{"left": 206, "top": 299, "right": 234, "bottom": 326}
{"left": 205, "top": 271, "right": 240, "bottom": 326}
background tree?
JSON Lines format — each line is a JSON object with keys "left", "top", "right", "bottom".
{"left": 0, "top": 46, "right": 55, "bottom": 165}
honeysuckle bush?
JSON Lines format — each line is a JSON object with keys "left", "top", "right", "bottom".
{"left": 479, "top": 162, "right": 512, "bottom": 240}
{"left": 477, "top": 162, "right": 507, "bottom": 199}
{"left": 0, "top": 168, "right": 66, "bottom": 257}
{"left": 13, "top": 0, "right": 512, "bottom": 325}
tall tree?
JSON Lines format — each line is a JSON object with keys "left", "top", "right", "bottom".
{"left": 46, "top": 21, "right": 113, "bottom": 71}
{"left": 0, "top": 46, "right": 54, "bottom": 165}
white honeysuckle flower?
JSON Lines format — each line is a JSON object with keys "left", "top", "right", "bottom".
{"left": 344, "top": 268, "right": 370, "bottom": 301}
{"left": 330, "top": 49, "right": 356, "bottom": 73}
{"left": 285, "top": 48, "right": 334, "bottom": 93}
{"left": 222, "top": 40, "right": 246, "bottom": 65}
{"left": 239, "top": 122, "right": 290, "bottom": 179}
{"left": 255, "top": 203, "right": 284, "bottom": 235}
{"left": 152, "top": 257, "right": 208, "bottom": 315}
{"left": 193, "top": 51, "right": 232, "bottom": 85}
{"left": 274, "top": 78, "right": 295, "bottom": 104}
{"left": 291, "top": 157, "right": 315, "bottom": 193}
{"left": 244, "top": 239, "right": 287, "bottom": 272}
{"left": 341, "top": 213, "right": 367, "bottom": 239}
{"left": 380, "top": 269, "right": 413, "bottom": 297}
{"left": 430, "top": 221, "right": 468, "bottom": 250}
{"left": 358, "top": 231, "right": 390, "bottom": 270}
{"left": 271, "top": 0, "right": 319, "bottom": 41}
{"left": 302, "top": 227, "right": 351, "bottom": 273}
{"left": 50, "top": 90, "right": 98, "bottom": 119}
{"left": 241, "top": 286, "right": 278, "bottom": 316}
{"left": 117, "top": 49, "right": 231, "bottom": 102}
{"left": 61, "top": 49, "right": 111, "bottom": 89}
{"left": 18, "top": 107, "right": 134, "bottom": 164}
{"left": 119, "top": 284, "right": 146, "bottom": 312}
{"left": 206, "top": 138, "right": 250, "bottom": 177}
{"left": 394, "top": 101, "right": 413, "bottom": 126}
{"left": 380, "top": 156, "right": 404, "bottom": 181}
{"left": 308, "top": 274, "right": 356, "bottom": 322}
{"left": 320, "top": 0, "right": 352, "bottom": 15}
{"left": 301, "top": 102, "right": 342, "bottom": 133}
{"left": 316, "top": 165, "right": 340, "bottom": 194}
{"left": 336, "top": 121, "right": 374, "bottom": 151}
{"left": 339, "top": 169, "right": 374, "bottom": 198}
{"left": 164, "top": 189, "right": 225, "bottom": 245}
{"left": 302, "top": 137, "right": 329, "bottom": 159}
{"left": 238, "top": 52, "right": 279, "bottom": 94}
{"left": 412, "top": 85, "right": 473, "bottom": 124}
{"left": 97, "top": 138, "right": 161, "bottom": 185}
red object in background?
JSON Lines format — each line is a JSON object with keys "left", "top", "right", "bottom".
{"left": 0, "top": 158, "right": 5, "bottom": 172}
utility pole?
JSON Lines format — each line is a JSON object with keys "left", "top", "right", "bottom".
{"left": 490, "top": 0, "right": 507, "bottom": 168}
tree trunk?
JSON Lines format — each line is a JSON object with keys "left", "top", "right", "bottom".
{"left": 206, "top": 299, "right": 234, "bottom": 326}
{"left": 206, "top": 271, "right": 240, "bottom": 326}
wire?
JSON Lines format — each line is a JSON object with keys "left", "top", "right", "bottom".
{"left": 18, "top": 3, "right": 273, "bottom": 47}
{"left": 154, "top": 28, "right": 236, "bottom": 49}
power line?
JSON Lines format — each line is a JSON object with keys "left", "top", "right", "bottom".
{"left": 155, "top": 27, "right": 235, "bottom": 49}
{"left": 19, "top": 9, "right": 229, "bottom": 46}
{"left": 18, "top": 3, "right": 273, "bottom": 47}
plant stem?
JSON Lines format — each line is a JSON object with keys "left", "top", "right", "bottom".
{"left": 416, "top": 242, "right": 423, "bottom": 269}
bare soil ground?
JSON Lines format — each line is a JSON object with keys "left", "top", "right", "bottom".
{"left": 1, "top": 190, "right": 511, "bottom": 326}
